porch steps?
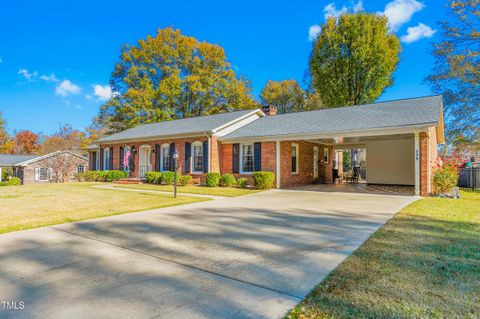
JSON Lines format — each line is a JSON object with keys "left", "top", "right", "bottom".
{"left": 114, "top": 178, "right": 143, "bottom": 185}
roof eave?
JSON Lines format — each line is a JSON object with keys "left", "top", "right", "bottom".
{"left": 219, "top": 123, "right": 438, "bottom": 143}
{"left": 97, "top": 131, "right": 212, "bottom": 145}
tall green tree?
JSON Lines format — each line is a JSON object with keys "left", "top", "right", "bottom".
{"left": 100, "top": 27, "right": 257, "bottom": 132}
{"left": 260, "top": 80, "right": 306, "bottom": 113}
{"left": 0, "top": 112, "right": 13, "bottom": 154}
{"left": 309, "top": 13, "right": 401, "bottom": 107}
{"left": 426, "top": 0, "right": 480, "bottom": 149}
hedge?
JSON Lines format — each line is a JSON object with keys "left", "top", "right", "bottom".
{"left": 205, "top": 172, "right": 221, "bottom": 187}
{"left": 145, "top": 172, "right": 162, "bottom": 184}
{"left": 238, "top": 177, "right": 248, "bottom": 189}
{"left": 221, "top": 174, "right": 236, "bottom": 187}
{"left": 252, "top": 171, "right": 275, "bottom": 189}
{"left": 0, "top": 177, "right": 21, "bottom": 186}
{"left": 179, "top": 175, "right": 192, "bottom": 186}
{"left": 82, "top": 170, "right": 127, "bottom": 182}
{"left": 161, "top": 171, "right": 179, "bottom": 185}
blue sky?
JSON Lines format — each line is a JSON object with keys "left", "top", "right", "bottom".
{"left": 0, "top": 0, "right": 445, "bottom": 135}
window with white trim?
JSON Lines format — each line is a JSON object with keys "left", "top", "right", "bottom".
{"left": 291, "top": 143, "right": 299, "bottom": 174}
{"left": 160, "top": 144, "right": 170, "bottom": 171}
{"left": 192, "top": 142, "right": 203, "bottom": 173}
{"left": 323, "top": 148, "right": 329, "bottom": 163}
{"left": 77, "top": 165, "right": 85, "bottom": 174}
{"left": 39, "top": 167, "right": 49, "bottom": 181}
{"left": 241, "top": 144, "right": 254, "bottom": 173}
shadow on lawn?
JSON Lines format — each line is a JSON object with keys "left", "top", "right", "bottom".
{"left": 291, "top": 215, "right": 480, "bottom": 318}
{"left": 0, "top": 200, "right": 392, "bottom": 318}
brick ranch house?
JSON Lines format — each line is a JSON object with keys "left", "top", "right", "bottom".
{"left": 0, "top": 151, "right": 88, "bottom": 184}
{"left": 87, "top": 95, "right": 444, "bottom": 196}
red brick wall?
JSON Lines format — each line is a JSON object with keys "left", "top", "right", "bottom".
{"left": 279, "top": 141, "right": 333, "bottom": 187}
{"left": 99, "top": 137, "right": 210, "bottom": 179}
{"left": 419, "top": 129, "right": 438, "bottom": 196}
{"left": 220, "top": 141, "right": 332, "bottom": 188}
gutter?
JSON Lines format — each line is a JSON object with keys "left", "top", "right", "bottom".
{"left": 219, "top": 123, "right": 437, "bottom": 143}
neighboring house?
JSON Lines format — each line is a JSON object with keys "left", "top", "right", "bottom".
{"left": 0, "top": 151, "right": 88, "bottom": 184}
{"left": 87, "top": 95, "right": 445, "bottom": 196}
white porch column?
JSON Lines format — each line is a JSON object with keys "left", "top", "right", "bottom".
{"left": 414, "top": 132, "right": 420, "bottom": 196}
{"left": 0, "top": 167, "right": 2, "bottom": 182}
{"left": 276, "top": 141, "right": 281, "bottom": 189}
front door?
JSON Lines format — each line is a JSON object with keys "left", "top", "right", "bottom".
{"left": 313, "top": 146, "right": 319, "bottom": 179}
{"left": 139, "top": 146, "right": 152, "bottom": 178}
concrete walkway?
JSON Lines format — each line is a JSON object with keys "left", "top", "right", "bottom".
{"left": 93, "top": 184, "right": 225, "bottom": 199}
{"left": 0, "top": 190, "right": 416, "bottom": 318}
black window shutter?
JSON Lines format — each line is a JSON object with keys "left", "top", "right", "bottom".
{"left": 254, "top": 142, "right": 261, "bottom": 171}
{"left": 109, "top": 147, "right": 114, "bottom": 170}
{"left": 232, "top": 144, "right": 240, "bottom": 173}
{"left": 92, "top": 152, "right": 97, "bottom": 171}
{"left": 119, "top": 146, "right": 124, "bottom": 170}
{"left": 155, "top": 144, "right": 160, "bottom": 172}
{"left": 184, "top": 142, "right": 191, "bottom": 173}
{"left": 100, "top": 148, "right": 104, "bottom": 170}
{"left": 202, "top": 141, "right": 209, "bottom": 173}
{"left": 169, "top": 143, "right": 175, "bottom": 171}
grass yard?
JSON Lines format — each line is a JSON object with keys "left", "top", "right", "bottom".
{"left": 287, "top": 191, "right": 480, "bottom": 319}
{"left": 114, "top": 183, "right": 263, "bottom": 197}
{"left": 0, "top": 183, "right": 208, "bottom": 234}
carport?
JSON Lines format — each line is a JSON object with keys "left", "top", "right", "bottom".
{"left": 221, "top": 95, "right": 445, "bottom": 196}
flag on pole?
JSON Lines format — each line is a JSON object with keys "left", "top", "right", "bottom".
{"left": 123, "top": 146, "right": 131, "bottom": 169}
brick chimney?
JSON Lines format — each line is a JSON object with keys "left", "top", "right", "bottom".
{"left": 262, "top": 105, "right": 277, "bottom": 116}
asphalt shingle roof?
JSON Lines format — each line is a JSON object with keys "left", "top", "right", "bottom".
{"left": 98, "top": 109, "right": 258, "bottom": 143}
{"left": 0, "top": 155, "right": 39, "bottom": 166}
{"left": 223, "top": 95, "right": 442, "bottom": 140}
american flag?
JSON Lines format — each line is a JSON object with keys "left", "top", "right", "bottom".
{"left": 123, "top": 146, "right": 131, "bottom": 168}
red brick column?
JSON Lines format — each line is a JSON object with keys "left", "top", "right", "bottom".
{"left": 420, "top": 132, "right": 429, "bottom": 196}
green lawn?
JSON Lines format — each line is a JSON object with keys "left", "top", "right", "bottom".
{"left": 0, "top": 183, "right": 208, "bottom": 234}
{"left": 287, "top": 191, "right": 480, "bottom": 319}
{"left": 114, "top": 183, "right": 262, "bottom": 197}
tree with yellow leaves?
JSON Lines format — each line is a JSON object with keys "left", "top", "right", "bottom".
{"left": 100, "top": 27, "right": 257, "bottom": 132}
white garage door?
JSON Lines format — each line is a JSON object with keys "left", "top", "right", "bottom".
{"left": 366, "top": 136, "right": 414, "bottom": 185}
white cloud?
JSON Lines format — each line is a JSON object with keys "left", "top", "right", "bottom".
{"left": 18, "top": 69, "right": 38, "bottom": 81}
{"left": 309, "top": 25, "right": 322, "bottom": 41}
{"left": 92, "top": 84, "right": 112, "bottom": 101}
{"left": 39, "top": 73, "right": 59, "bottom": 82}
{"left": 55, "top": 80, "right": 81, "bottom": 96}
{"left": 381, "top": 0, "right": 425, "bottom": 32}
{"left": 323, "top": 3, "right": 348, "bottom": 20}
{"left": 400, "top": 22, "right": 436, "bottom": 43}
{"left": 309, "top": 1, "right": 363, "bottom": 41}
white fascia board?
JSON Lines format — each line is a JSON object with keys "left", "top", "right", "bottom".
{"left": 16, "top": 151, "right": 86, "bottom": 166}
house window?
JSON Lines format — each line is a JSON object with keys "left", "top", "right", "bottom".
{"left": 77, "top": 165, "right": 85, "bottom": 174}
{"left": 39, "top": 168, "right": 49, "bottom": 181}
{"left": 241, "top": 144, "right": 254, "bottom": 173}
{"left": 323, "top": 148, "right": 330, "bottom": 163}
{"left": 291, "top": 143, "right": 299, "bottom": 174}
{"left": 192, "top": 142, "right": 203, "bottom": 173}
{"left": 160, "top": 144, "right": 170, "bottom": 171}
{"left": 104, "top": 148, "right": 110, "bottom": 170}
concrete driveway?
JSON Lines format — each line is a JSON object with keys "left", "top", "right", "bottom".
{"left": 0, "top": 189, "right": 416, "bottom": 319}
